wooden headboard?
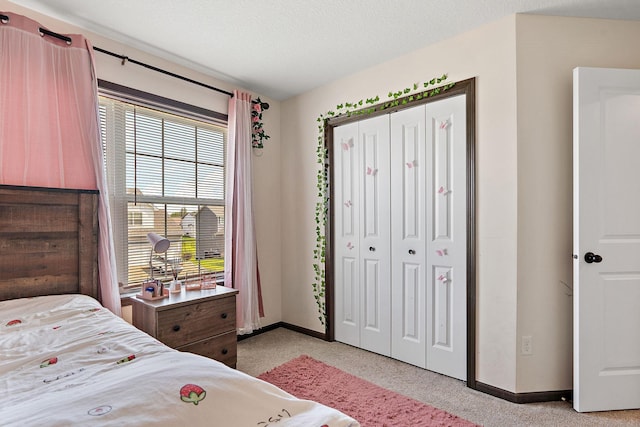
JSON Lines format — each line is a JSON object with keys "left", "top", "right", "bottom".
{"left": 0, "top": 185, "right": 99, "bottom": 301}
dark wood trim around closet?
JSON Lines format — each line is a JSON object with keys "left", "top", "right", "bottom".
{"left": 323, "top": 78, "right": 477, "bottom": 389}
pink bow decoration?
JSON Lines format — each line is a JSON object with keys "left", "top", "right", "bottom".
{"left": 366, "top": 166, "right": 378, "bottom": 176}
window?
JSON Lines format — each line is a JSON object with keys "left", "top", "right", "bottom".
{"left": 99, "top": 90, "right": 226, "bottom": 290}
{"left": 128, "top": 212, "right": 143, "bottom": 226}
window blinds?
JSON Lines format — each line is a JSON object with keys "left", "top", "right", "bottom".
{"left": 99, "top": 96, "right": 227, "bottom": 287}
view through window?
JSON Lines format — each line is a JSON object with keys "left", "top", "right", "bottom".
{"left": 99, "top": 95, "right": 226, "bottom": 290}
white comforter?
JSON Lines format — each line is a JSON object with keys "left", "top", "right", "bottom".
{"left": 0, "top": 294, "right": 359, "bottom": 427}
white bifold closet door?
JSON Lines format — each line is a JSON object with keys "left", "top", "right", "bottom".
{"left": 334, "top": 94, "right": 466, "bottom": 381}
{"left": 334, "top": 114, "right": 391, "bottom": 356}
{"left": 389, "top": 96, "right": 467, "bottom": 380}
{"left": 389, "top": 105, "right": 427, "bottom": 367}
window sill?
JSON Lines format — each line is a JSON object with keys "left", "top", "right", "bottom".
{"left": 119, "top": 277, "right": 226, "bottom": 307}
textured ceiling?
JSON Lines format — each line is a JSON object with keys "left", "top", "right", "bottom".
{"left": 8, "top": 0, "right": 640, "bottom": 100}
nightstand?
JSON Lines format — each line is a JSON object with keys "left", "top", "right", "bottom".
{"left": 131, "top": 286, "right": 239, "bottom": 368}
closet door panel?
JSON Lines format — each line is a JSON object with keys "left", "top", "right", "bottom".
{"left": 426, "top": 95, "right": 467, "bottom": 380}
{"left": 433, "top": 116, "right": 452, "bottom": 241}
{"left": 339, "top": 257, "right": 358, "bottom": 325}
{"left": 359, "top": 115, "right": 391, "bottom": 356}
{"left": 363, "top": 258, "right": 382, "bottom": 328}
{"left": 401, "top": 264, "right": 421, "bottom": 338}
{"left": 390, "top": 105, "right": 427, "bottom": 367}
{"left": 432, "top": 265, "right": 453, "bottom": 348}
{"left": 333, "top": 122, "right": 360, "bottom": 347}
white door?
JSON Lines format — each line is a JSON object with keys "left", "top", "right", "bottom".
{"left": 334, "top": 115, "right": 391, "bottom": 355}
{"left": 389, "top": 96, "right": 467, "bottom": 379}
{"left": 358, "top": 115, "right": 392, "bottom": 355}
{"left": 391, "top": 105, "right": 427, "bottom": 368}
{"left": 334, "top": 121, "right": 361, "bottom": 347}
{"left": 573, "top": 67, "right": 640, "bottom": 412}
{"left": 425, "top": 95, "right": 467, "bottom": 381}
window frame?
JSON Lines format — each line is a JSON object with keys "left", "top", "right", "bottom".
{"left": 98, "top": 80, "right": 228, "bottom": 292}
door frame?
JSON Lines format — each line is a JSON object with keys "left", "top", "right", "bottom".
{"left": 324, "top": 78, "right": 477, "bottom": 387}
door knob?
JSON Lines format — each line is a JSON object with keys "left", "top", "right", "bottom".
{"left": 584, "top": 252, "right": 603, "bottom": 264}
{"left": 369, "top": 246, "right": 376, "bottom": 252}
{"left": 408, "top": 249, "right": 416, "bottom": 255}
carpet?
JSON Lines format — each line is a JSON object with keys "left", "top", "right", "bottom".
{"left": 257, "top": 355, "right": 479, "bottom": 427}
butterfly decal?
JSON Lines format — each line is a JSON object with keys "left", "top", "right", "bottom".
{"left": 366, "top": 166, "right": 378, "bottom": 176}
{"left": 439, "top": 119, "right": 450, "bottom": 130}
{"left": 437, "top": 274, "right": 449, "bottom": 283}
{"left": 341, "top": 140, "right": 355, "bottom": 151}
{"left": 438, "top": 186, "right": 451, "bottom": 195}
{"left": 406, "top": 160, "right": 417, "bottom": 169}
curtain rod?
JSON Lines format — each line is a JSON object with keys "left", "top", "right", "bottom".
{"left": 0, "top": 14, "right": 234, "bottom": 98}
{"left": 93, "top": 46, "right": 234, "bottom": 97}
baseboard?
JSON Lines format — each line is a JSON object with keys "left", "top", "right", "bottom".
{"left": 237, "top": 322, "right": 282, "bottom": 341}
{"left": 474, "top": 381, "right": 572, "bottom": 404}
{"left": 279, "top": 322, "right": 327, "bottom": 340}
{"left": 236, "top": 322, "right": 327, "bottom": 342}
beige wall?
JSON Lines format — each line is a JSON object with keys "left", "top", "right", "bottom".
{"left": 281, "top": 16, "right": 520, "bottom": 391}
{"left": 0, "top": 0, "right": 283, "bottom": 329}
{"left": 514, "top": 14, "right": 640, "bottom": 393}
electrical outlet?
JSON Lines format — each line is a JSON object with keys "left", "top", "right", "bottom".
{"left": 522, "top": 335, "right": 533, "bottom": 355}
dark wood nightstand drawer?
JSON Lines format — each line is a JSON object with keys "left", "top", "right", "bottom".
{"left": 178, "top": 330, "right": 237, "bottom": 368}
{"left": 157, "top": 296, "right": 235, "bottom": 348}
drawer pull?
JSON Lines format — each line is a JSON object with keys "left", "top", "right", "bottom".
{"left": 221, "top": 313, "right": 228, "bottom": 319}
{"left": 172, "top": 325, "right": 181, "bottom": 332}
{"left": 221, "top": 348, "right": 228, "bottom": 355}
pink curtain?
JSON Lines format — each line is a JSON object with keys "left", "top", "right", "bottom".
{"left": 225, "top": 90, "right": 264, "bottom": 334}
{"left": 0, "top": 12, "right": 120, "bottom": 315}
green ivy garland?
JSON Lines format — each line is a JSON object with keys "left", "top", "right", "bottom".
{"left": 312, "top": 74, "right": 455, "bottom": 326}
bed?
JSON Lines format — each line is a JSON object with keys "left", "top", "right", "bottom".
{"left": 0, "top": 185, "right": 359, "bottom": 427}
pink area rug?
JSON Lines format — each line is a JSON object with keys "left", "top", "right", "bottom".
{"left": 257, "top": 355, "right": 478, "bottom": 427}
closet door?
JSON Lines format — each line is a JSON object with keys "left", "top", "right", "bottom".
{"left": 390, "top": 105, "right": 427, "bottom": 367}
{"left": 358, "top": 115, "right": 391, "bottom": 356}
{"left": 425, "top": 94, "right": 467, "bottom": 381}
{"left": 333, "top": 95, "right": 467, "bottom": 380}
{"left": 333, "top": 121, "right": 361, "bottom": 347}
{"left": 333, "top": 115, "right": 391, "bottom": 355}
